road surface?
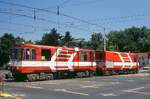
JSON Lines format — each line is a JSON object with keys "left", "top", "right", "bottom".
{"left": 1, "top": 73, "right": 150, "bottom": 99}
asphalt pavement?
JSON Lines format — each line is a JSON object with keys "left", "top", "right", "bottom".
{"left": 1, "top": 73, "right": 150, "bottom": 99}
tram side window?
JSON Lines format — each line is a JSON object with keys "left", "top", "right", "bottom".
{"left": 42, "top": 49, "right": 51, "bottom": 61}
{"left": 25, "top": 49, "right": 30, "bottom": 60}
{"left": 80, "top": 52, "right": 87, "bottom": 61}
{"left": 32, "top": 49, "right": 36, "bottom": 60}
{"left": 97, "top": 52, "right": 103, "bottom": 60}
{"left": 90, "top": 52, "right": 95, "bottom": 61}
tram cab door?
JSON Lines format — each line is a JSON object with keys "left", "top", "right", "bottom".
{"left": 90, "top": 51, "right": 95, "bottom": 67}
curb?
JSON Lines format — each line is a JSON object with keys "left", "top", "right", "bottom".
{"left": 0, "top": 92, "right": 21, "bottom": 99}
{"left": 0, "top": 92, "right": 13, "bottom": 97}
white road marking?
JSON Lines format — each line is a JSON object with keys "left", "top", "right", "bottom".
{"left": 27, "top": 82, "right": 58, "bottom": 85}
{"left": 123, "top": 87, "right": 145, "bottom": 92}
{"left": 8, "top": 84, "right": 44, "bottom": 89}
{"left": 100, "top": 93, "right": 117, "bottom": 96}
{"left": 141, "top": 78, "right": 150, "bottom": 80}
{"left": 128, "top": 91, "right": 150, "bottom": 95}
{"left": 55, "top": 89, "right": 66, "bottom": 91}
{"left": 127, "top": 80, "right": 135, "bottom": 82}
{"left": 123, "top": 86, "right": 150, "bottom": 95}
{"left": 117, "top": 73, "right": 149, "bottom": 77}
{"left": 54, "top": 89, "right": 89, "bottom": 96}
{"left": 25, "top": 86, "right": 43, "bottom": 89}
{"left": 12, "top": 93, "right": 26, "bottom": 97}
{"left": 80, "top": 84, "right": 104, "bottom": 88}
{"left": 111, "top": 82, "right": 120, "bottom": 85}
{"left": 81, "top": 86, "right": 99, "bottom": 88}
{"left": 84, "top": 81, "right": 96, "bottom": 83}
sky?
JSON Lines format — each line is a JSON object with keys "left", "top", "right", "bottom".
{"left": 0, "top": 0, "right": 150, "bottom": 41}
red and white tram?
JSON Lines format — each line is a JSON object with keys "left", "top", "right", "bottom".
{"left": 9, "top": 44, "right": 96, "bottom": 81}
{"left": 96, "top": 51, "right": 139, "bottom": 75}
{"left": 8, "top": 44, "right": 139, "bottom": 81}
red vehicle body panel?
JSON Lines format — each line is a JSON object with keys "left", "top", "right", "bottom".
{"left": 9, "top": 44, "right": 139, "bottom": 75}
{"left": 9, "top": 44, "right": 96, "bottom": 74}
{"left": 96, "top": 51, "right": 139, "bottom": 71}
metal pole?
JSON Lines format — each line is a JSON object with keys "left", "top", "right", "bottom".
{"left": 1, "top": 82, "right": 4, "bottom": 93}
{"left": 57, "top": 6, "right": 60, "bottom": 29}
{"left": 103, "top": 28, "right": 106, "bottom": 51}
{"left": 0, "top": 73, "right": 4, "bottom": 93}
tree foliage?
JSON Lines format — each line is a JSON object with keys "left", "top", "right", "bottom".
{"left": 0, "top": 33, "right": 29, "bottom": 68}
{"left": 87, "top": 33, "right": 104, "bottom": 50}
{"left": 107, "top": 26, "right": 150, "bottom": 52}
{"left": 40, "top": 28, "right": 62, "bottom": 46}
{"left": 0, "top": 33, "right": 15, "bottom": 68}
{"left": 60, "top": 31, "right": 73, "bottom": 47}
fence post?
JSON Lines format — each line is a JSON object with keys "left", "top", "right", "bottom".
{"left": 0, "top": 72, "right": 4, "bottom": 93}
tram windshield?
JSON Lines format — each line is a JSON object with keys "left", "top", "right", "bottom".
{"left": 10, "top": 47, "right": 23, "bottom": 61}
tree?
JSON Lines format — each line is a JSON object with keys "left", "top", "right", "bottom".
{"left": 35, "top": 40, "right": 42, "bottom": 45}
{"left": 15, "top": 36, "right": 25, "bottom": 44}
{"left": 61, "top": 31, "right": 74, "bottom": 47}
{"left": 40, "top": 28, "right": 62, "bottom": 46}
{"left": 107, "top": 26, "right": 150, "bottom": 52}
{"left": 0, "top": 33, "right": 15, "bottom": 68}
{"left": 106, "top": 31, "right": 123, "bottom": 51}
{"left": 88, "top": 33, "right": 104, "bottom": 50}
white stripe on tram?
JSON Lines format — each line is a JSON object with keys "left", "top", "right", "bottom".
{"left": 12, "top": 61, "right": 97, "bottom": 67}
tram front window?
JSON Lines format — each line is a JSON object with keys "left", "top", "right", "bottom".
{"left": 10, "top": 47, "right": 22, "bottom": 61}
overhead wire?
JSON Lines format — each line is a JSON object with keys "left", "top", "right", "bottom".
{"left": 62, "top": 0, "right": 104, "bottom": 7}
{"left": 99, "top": 16, "right": 150, "bottom": 25}
{"left": 41, "top": 0, "right": 72, "bottom": 10}
{"left": 1, "top": 0, "right": 150, "bottom": 32}
{"left": 0, "top": 27, "right": 20, "bottom": 32}
{"left": 1, "top": 2, "right": 150, "bottom": 26}
{"left": 0, "top": 20, "right": 34, "bottom": 28}
{"left": 94, "top": 13, "right": 150, "bottom": 22}
{"left": 0, "top": 11, "right": 94, "bottom": 33}
{"left": 0, "top": 0, "right": 108, "bottom": 30}
{"left": 58, "top": 0, "right": 73, "bottom": 7}
{"left": 0, "top": 26, "right": 33, "bottom": 36}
